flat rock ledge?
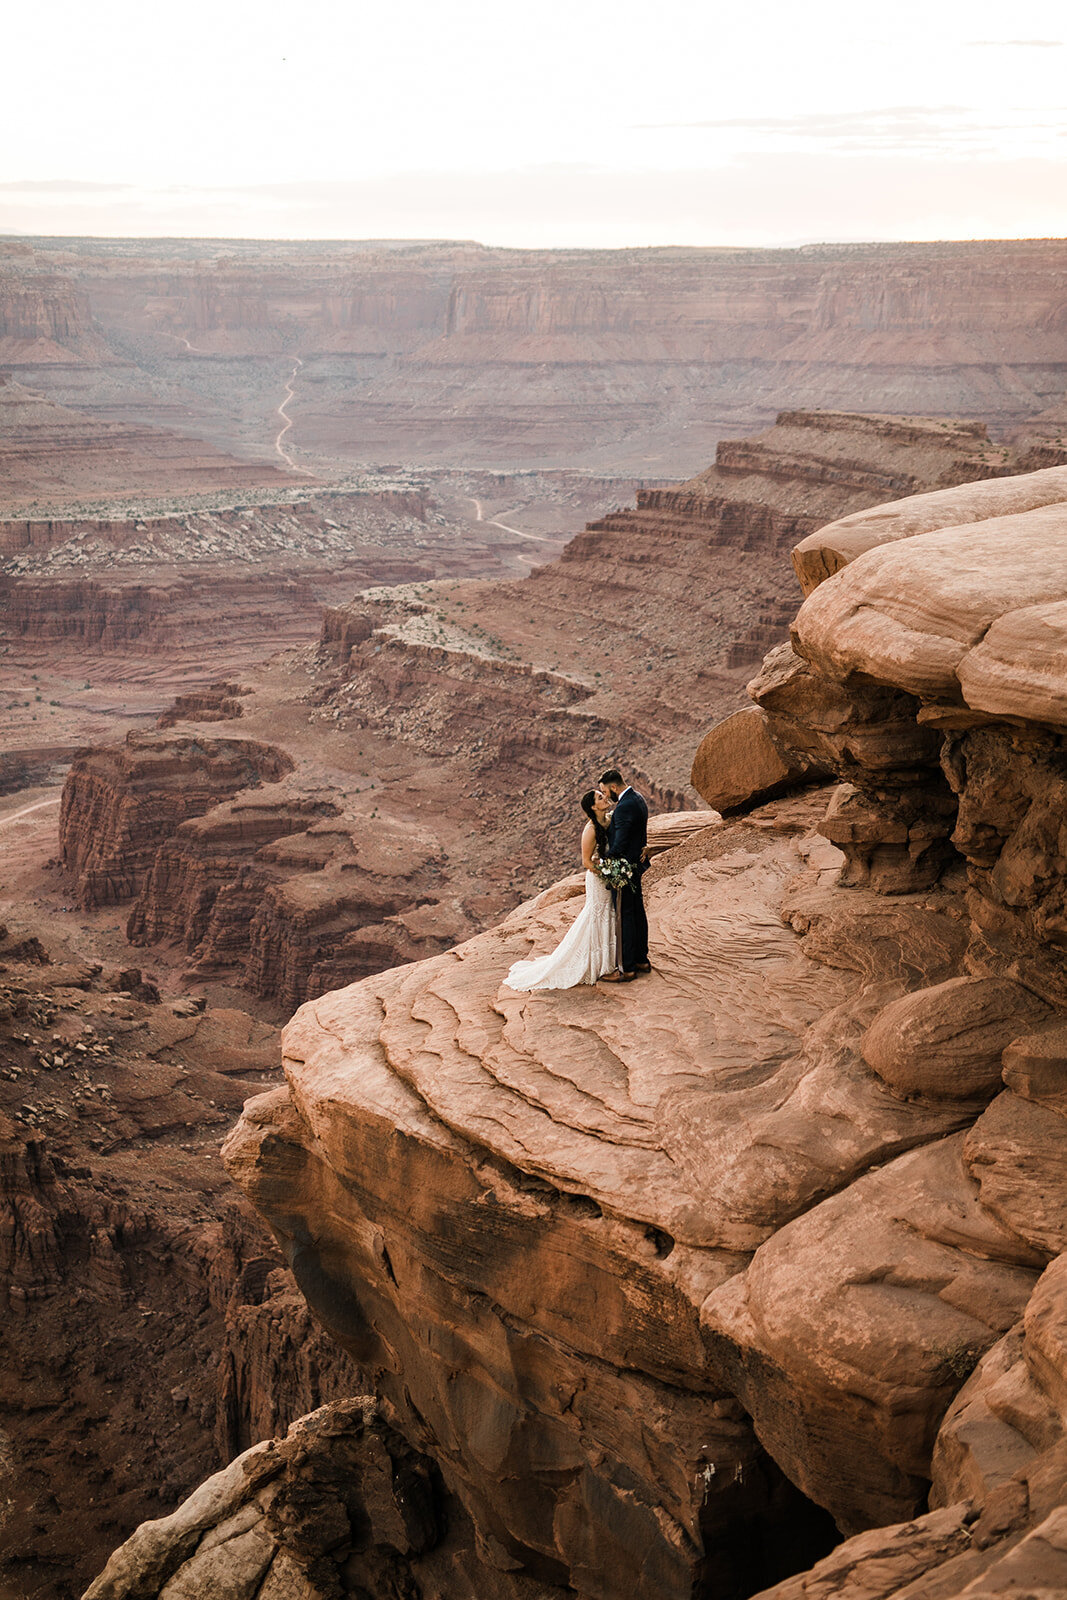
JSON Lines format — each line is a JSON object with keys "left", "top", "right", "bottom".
{"left": 90, "top": 464, "right": 1067, "bottom": 1600}
{"left": 219, "top": 783, "right": 1062, "bottom": 1597}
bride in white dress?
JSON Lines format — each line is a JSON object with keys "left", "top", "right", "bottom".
{"left": 503, "top": 788, "right": 618, "bottom": 991}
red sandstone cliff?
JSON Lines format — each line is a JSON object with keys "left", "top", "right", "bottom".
{"left": 60, "top": 735, "right": 295, "bottom": 907}
{"left": 188, "top": 466, "right": 1067, "bottom": 1599}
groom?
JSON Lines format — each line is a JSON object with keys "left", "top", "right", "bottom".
{"left": 600, "top": 767, "right": 650, "bottom": 979}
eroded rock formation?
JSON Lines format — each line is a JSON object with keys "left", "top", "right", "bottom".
{"left": 0, "top": 926, "right": 361, "bottom": 1597}
{"left": 83, "top": 1399, "right": 569, "bottom": 1600}
{"left": 55, "top": 730, "right": 472, "bottom": 1009}
{"left": 60, "top": 734, "right": 296, "bottom": 908}
{"left": 195, "top": 464, "right": 1067, "bottom": 1599}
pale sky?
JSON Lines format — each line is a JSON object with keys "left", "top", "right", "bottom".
{"left": 3, "top": 0, "right": 1065, "bottom": 245}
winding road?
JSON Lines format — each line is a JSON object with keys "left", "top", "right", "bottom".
{"left": 275, "top": 358, "right": 315, "bottom": 476}
{"left": 467, "top": 497, "right": 565, "bottom": 568}
{"left": 468, "top": 496, "right": 558, "bottom": 543}
{"left": 0, "top": 795, "right": 60, "bottom": 828}
{"left": 162, "top": 330, "right": 208, "bottom": 355}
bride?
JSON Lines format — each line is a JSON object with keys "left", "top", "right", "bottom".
{"left": 503, "top": 788, "right": 619, "bottom": 991}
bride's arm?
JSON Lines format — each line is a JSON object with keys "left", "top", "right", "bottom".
{"left": 581, "top": 820, "right": 598, "bottom": 871}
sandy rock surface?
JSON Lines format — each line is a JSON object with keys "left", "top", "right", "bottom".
{"left": 791, "top": 464, "right": 1067, "bottom": 595}
{"left": 222, "top": 792, "right": 1042, "bottom": 1594}
{"left": 69, "top": 451, "right": 1067, "bottom": 1600}
{"left": 792, "top": 471, "right": 1067, "bottom": 729}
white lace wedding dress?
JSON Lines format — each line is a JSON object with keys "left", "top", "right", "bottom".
{"left": 503, "top": 869, "right": 616, "bottom": 991}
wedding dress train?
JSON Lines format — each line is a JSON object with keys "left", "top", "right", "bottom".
{"left": 503, "top": 870, "right": 616, "bottom": 991}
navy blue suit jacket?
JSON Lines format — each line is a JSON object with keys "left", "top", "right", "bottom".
{"left": 607, "top": 788, "right": 648, "bottom": 868}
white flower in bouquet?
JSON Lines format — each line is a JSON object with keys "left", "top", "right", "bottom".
{"left": 596, "top": 856, "right": 634, "bottom": 892}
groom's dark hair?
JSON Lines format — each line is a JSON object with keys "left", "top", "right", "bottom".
{"left": 600, "top": 768, "right": 624, "bottom": 787}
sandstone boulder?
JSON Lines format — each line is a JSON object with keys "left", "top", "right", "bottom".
{"left": 748, "top": 641, "right": 940, "bottom": 778}
{"left": 1003, "top": 1021, "right": 1067, "bottom": 1116}
{"left": 963, "top": 1092, "right": 1067, "bottom": 1259}
{"left": 942, "top": 723, "right": 1067, "bottom": 1006}
{"left": 690, "top": 705, "right": 825, "bottom": 813}
{"left": 932, "top": 1252, "right": 1067, "bottom": 1513}
{"left": 702, "top": 1135, "right": 1044, "bottom": 1533}
{"left": 794, "top": 505, "right": 1067, "bottom": 705}
{"left": 790, "top": 464, "right": 1067, "bottom": 596}
{"left": 860, "top": 977, "right": 1052, "bottom": 1101}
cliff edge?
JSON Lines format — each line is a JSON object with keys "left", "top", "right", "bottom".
{"left": 91, "top": 465, "right": 1067, "bottom": 1598}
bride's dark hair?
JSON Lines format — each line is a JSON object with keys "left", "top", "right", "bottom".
{"left": 581, "top": 789, "right": 609, "bottom": 858}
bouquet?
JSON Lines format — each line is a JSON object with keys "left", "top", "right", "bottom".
{"left": 596, "top": 856, "right": 634, "bottom": 893}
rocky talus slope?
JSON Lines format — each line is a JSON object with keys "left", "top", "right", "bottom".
{"left": 0, "top": 376, "right": 300, "bottom": 511}
{"left": 0, "top": 924, "right": 360, "bottom": 1598}
{"left": 86, "top": 463, "right": 1067, "bottom": 1599}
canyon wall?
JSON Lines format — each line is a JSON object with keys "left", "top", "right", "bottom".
{"left": 199, "top": 464, "right": 1067, "bottom": 1600}
{"left": 0, "top": 482, "right": 558, "bottom": 678}
{"left": 60, "top": 734, "right": 296, "bottom": 908}
{"left": 57, "top": 732, "right": 465, "bottom": 1011}
{"left": 0, "top": 929, "right": 361, "bottom": 1597}
{"left": 3, "top": 238, "right": 1064, "bottom": 474}
{"left": 45, "top": 410, "right": 1045, "bottom": 1014}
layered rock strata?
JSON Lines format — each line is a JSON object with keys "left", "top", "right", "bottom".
{"left": 6, "top": 238, "right": 1066, "bottom": 474}
{"left": 128, "top": 794, "right": 460, "bottom": 1012}
{"left": 318, "top": 409, "right": 1026, "bottom": 826}
{"left": 60, "top": 734, "right": 295, "bottom": 908}
{"left": 214, "top": 464, "right": 1067, "bottom": 1599}
{"left": 0, "top": 489, "right": 513, "bottom": 658}
{"left": 558, "top": 410, "right": 1021, "bottom": 670}
{"left": 57, "top": 730, "right": 472, "bottom": 1009}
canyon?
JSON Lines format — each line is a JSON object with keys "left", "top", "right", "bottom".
{"left": 3, "top": 230, "right": 1067, "bottom": 1600}
{"left": 15, "top": 408, "right": 1034, "bottom": 1020}
{"left": 4, "top": 418, "right": 1067, "bottom": 1600}
{"left": 96, "top": 459, "right": 1067, "bottom": 1600}
{"left": 0, "top": 922, "right": 361, "bottom": 1599}
{"left": 2, "top": 237, "right": 1065, "bottom": 482}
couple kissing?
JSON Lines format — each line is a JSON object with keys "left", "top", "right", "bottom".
{"left": 503, "top": 768, "right": 650, "bottom": 993}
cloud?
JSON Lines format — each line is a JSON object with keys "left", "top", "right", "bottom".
{"left": 637, "top": 107, "right": 972, "bottom": 133}
{"left": 634, "top": 105, "right": 1059, "bottom": 137}
{"left": 0, "top": 178, "right": 138, "bottom": 194}
{"left": 631, "top": 105, "right": 1067, "bottom": 162}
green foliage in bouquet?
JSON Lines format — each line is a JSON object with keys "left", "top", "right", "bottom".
{"left": 596, "top": 856, "right": 634, "bottom": 892}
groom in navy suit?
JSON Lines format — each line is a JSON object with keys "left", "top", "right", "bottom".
{"left": 600, "top": 767, "right": 650, "bottom": 979}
